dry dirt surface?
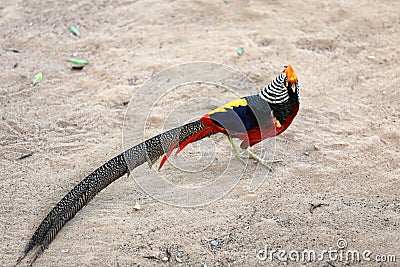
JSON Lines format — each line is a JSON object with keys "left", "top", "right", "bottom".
{"left": 1, "top": 0, "right": 400, "bottom": 266}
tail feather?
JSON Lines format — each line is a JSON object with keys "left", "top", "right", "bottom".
{"left": 158, "top": 117, "right": 220, "bottom": 170}
{"left": 157, "top": 127, "right": 214, "bottom": 170}
{"left": 157, "top": 139, "right": 179, "bottom": 171}
{"left": 175, "top": 127, "right": 214, "bottom": 155}
{"left": 17, "top": 120, "right": 207, "bottom": 266}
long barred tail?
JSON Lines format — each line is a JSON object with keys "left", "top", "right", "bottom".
{"left": 17, "top": 120, "right": 207, "bottom": 266}
{"left": 158, "top": 116, "right": 218, "bottom": 170}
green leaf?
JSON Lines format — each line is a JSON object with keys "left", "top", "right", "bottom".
{"left": 69, "top": 25, "right": 80, "bottom": 36}
{"left": 32, "top": 72, "right": 43, "bottom": 86}
{"left": 236, "top": 47, "right": 244, "bottom": 56}
{"left": 67, "top": 58, "right": 88, "bottom": 66}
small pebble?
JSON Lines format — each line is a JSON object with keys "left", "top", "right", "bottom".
{"left": 162, "top": 256, "right": 169, "bottom": 262}
{"left": 133, "top": 201, "right": 141, "bottom": 211}
{"left": 60, "top": 249, "right": 69, "bottom": 253}
{"left": 367, "top": 55, "right": 375, "bottom": 59}
{"left": 313, "top": 144, "right": 320, "bottom": 151}
{"left": 210, "top": 240, "right": 219, "bottom": 246}
{"left": 304, "top": 151, "right": 309, "bottom": 156}
{"left": 274, "top": 218, "right": 281, "bottom": 223}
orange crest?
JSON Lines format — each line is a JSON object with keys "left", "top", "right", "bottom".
{"left": 284, "top": 65, "right": 297, "bottom": 83}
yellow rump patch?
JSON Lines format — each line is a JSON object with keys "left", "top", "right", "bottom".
{"left": 208, "top": 98, "right": 247, "bottom": 115}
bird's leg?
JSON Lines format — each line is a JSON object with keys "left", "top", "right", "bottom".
{"left": 227, "top": 135, "right": 248, "bottom": 163}
{"left": 244, "top": 149, "right": 282, "bottom": 171}
{"left": 227, "top": 136, "right": 282, "bottom": 170}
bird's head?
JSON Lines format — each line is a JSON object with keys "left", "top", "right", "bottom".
{"left": 283, "top": 65, "right": 298, "bottom": 94}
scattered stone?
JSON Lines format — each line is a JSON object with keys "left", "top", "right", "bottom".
{"left": 128, "top": 76, "right": 139, "bottom": 86}
{"left": 133, "top": 201, "right": 141, "bottom": 211}
{"left": 210, "top": 240, "right": 218, "bottom": 246}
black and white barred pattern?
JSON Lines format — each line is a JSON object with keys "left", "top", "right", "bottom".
{"left": 259, "top": 73, "right": 289, "bottom": 104}
{"left": 19, "top": 120, "right": 207, "bottom": 265}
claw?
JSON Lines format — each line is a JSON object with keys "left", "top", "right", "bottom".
{"left": 227, "top": 135, "right": 281, "bottom": 170}
{"left": 244, "top": 149, "right": 281, "bottom": 171}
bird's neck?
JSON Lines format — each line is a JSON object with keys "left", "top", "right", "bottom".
{"left": 269, "top": 96, "right": 299, "bottom": 126}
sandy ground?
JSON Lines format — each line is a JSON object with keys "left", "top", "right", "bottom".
{"left": 1, "top": 0, "right": 400, "bottom": 266}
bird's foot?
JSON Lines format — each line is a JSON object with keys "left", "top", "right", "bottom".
{"left": 227, "top": 135, "right": 281, "bottom": 170}
{"left": 244, "top": 149, "right": 282, "bottom": 171}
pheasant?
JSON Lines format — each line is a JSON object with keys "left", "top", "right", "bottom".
{"left": 17, "top": 65, "right": 300, "bottom": 265}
